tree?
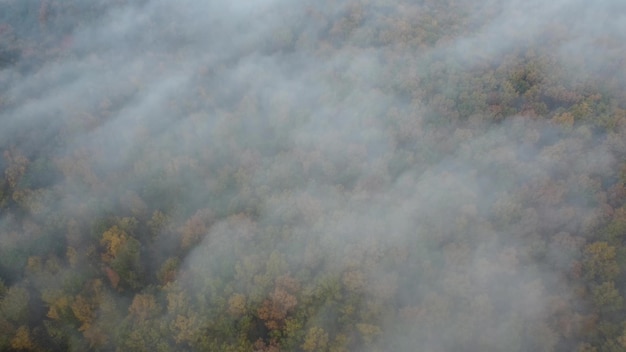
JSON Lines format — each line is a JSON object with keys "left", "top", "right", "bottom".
{"left": 129, "top": 293, "right": 160, "bottom": 322}
{"left": 157, "top": 257, "right": 179, "bottom": 285}
{"left": 592, "top": 281, "right": 623, "bottom": 313}
{"left": 10, "top": 325, "right": 35, "bottom": 351}
{"left": 356, "top": 323, "right": 382, "bottom": 344}
{"left": 71, "top": 295, "right": 94, "bottom": 332}
{"left": 583, "top": 242, "right": 620, "bottom": 282}
{"left": 3, "top": 149, "right": 29, "bottom": 190}
{"left": 1, "top": 286, "right": 30, "bottom": 324}
{"left": 171, "top": 313, "right": 199, "bottom": 345}
{"left": 179, "top": 208, "right": 214, "bottom": 250}
{"left": 257, "top": 287, "right": 298, "bottom": 330}
{"left": 302, "top": 327, "right": 329, "bottom": 352}
{"left": 227, "top": 293, "right": 246, "bottom": 317}
{"left": 104, "top": 266, "right": 120, "bottom": 289}
{"left": 100, "top": 225, "right": 128, "bottom": 264}
{"left": 44, "top": 290, "right": 72, "bottom": 321}
{"left": 110, "top": 236, "right": 143, "bottom": 290}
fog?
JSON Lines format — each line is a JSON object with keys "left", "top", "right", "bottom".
{"left": 1, "top": 0, "right": 625, "bottom": 350}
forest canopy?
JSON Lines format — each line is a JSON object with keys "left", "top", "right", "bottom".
{"left": 1, "top": 0, "right": 626, "bottom": 351}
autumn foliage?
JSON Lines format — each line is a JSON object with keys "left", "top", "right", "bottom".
{"left": 1, "top": 0, "right": 626, "bottom": 351}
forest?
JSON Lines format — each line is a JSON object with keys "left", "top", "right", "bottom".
{"left": 1, "top": 0, "right": 626, "bottom": 351}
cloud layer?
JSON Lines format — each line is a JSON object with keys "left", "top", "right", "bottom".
{"left": 1, "top": 0, "right": 625, "bottom": 350}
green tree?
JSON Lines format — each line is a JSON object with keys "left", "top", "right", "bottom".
{"left": 592, "top": 281, "right": 623, "bottom": 313}
{"left": 583, "top": 242, "right": 620, "bottom": 282}
{"left": 1, "top": 286, "right": 29, "bottom": 324}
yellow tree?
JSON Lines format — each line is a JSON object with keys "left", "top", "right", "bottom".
{"left": 71, "top": 295, "right": 94, "bottom": 332}
{"left": 10, "top": 325, "right": 34, "bottom": 351}
{"left": 100, "top": 225, "right": 128, "bottom": 263}
{"left": 302, "top": 327, "right": 329, "bottom": 352}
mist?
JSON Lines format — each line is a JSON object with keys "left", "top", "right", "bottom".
{"left": 1, "top": 0, "right": 626, "bottom": 351}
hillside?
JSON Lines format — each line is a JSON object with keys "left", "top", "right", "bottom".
{"left": 1, "top": 0, "right": 626, "bottom": 351}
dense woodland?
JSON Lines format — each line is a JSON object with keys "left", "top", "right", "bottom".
{"left": 2, "top": 0, "right": 626, "bottom": 351}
